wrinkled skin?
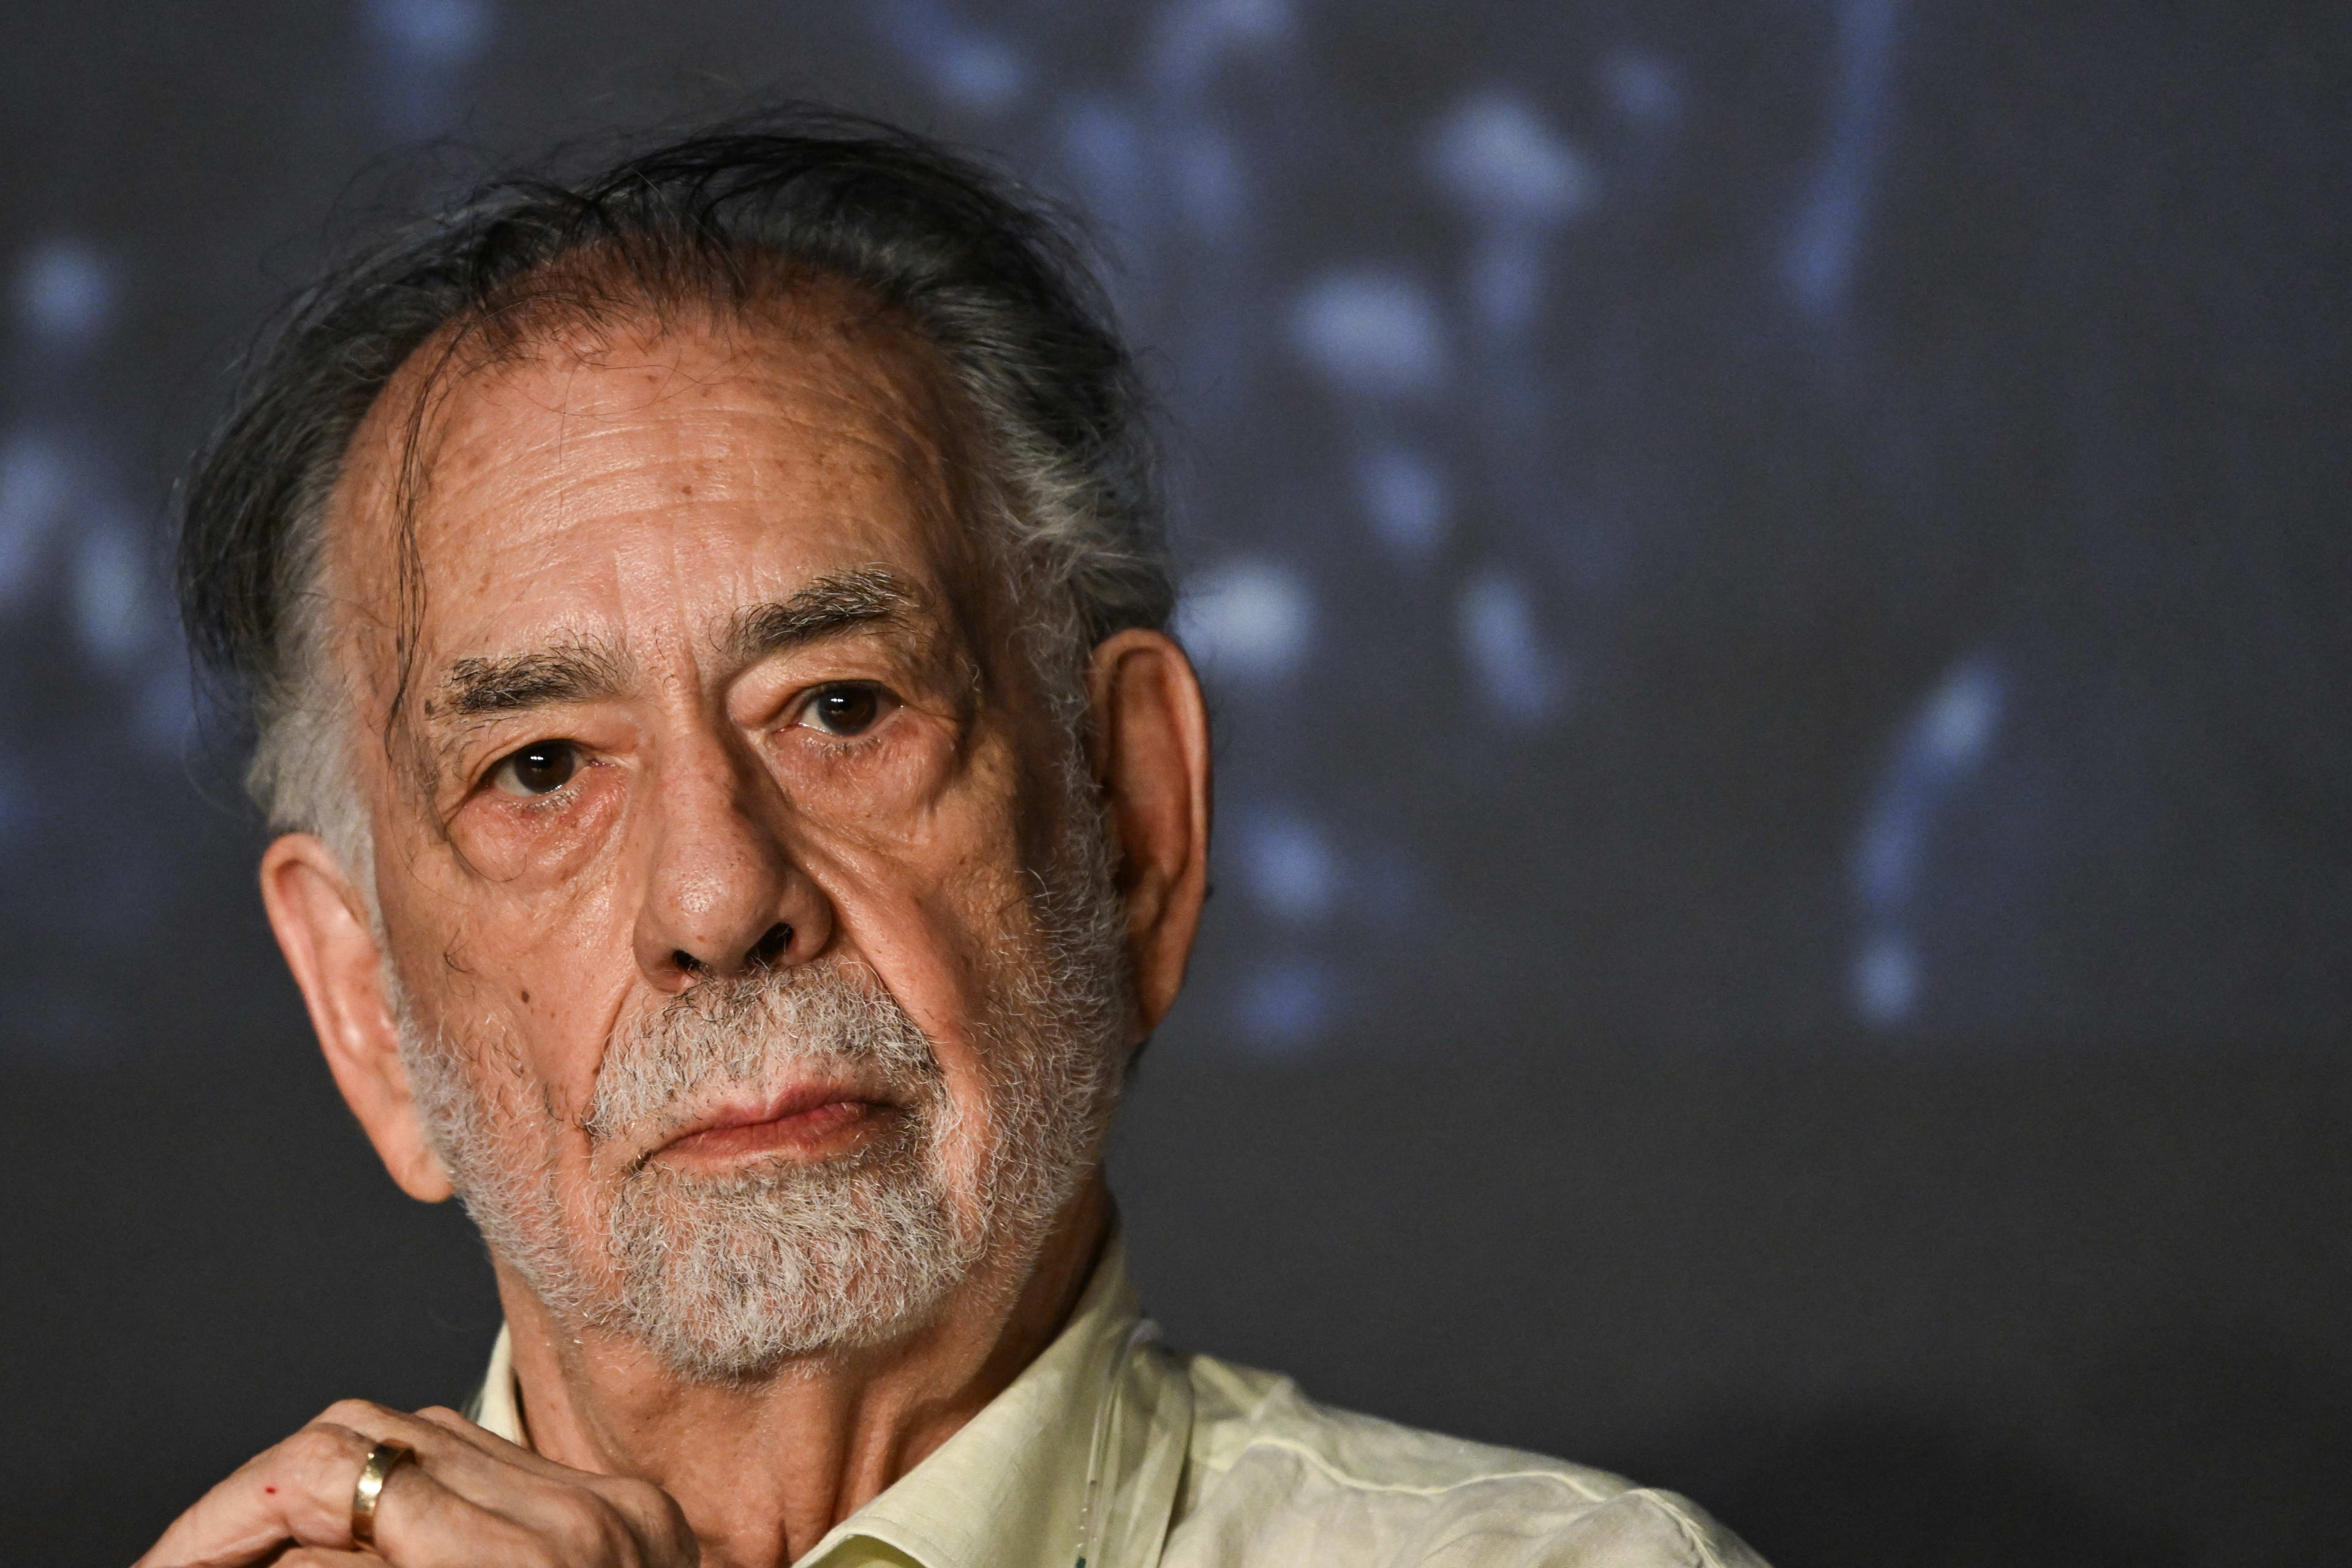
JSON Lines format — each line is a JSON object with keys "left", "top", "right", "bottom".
{"left": 137, "top": 293, "right": 1211, "bottom": 1568}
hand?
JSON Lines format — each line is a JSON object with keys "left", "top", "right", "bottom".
{"left": 134, "top": 1400, "right": 699, "bottom": 1567}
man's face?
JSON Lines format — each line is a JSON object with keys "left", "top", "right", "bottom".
{"left": 324, "top": 295, "right": 1126, "bottom": 1376}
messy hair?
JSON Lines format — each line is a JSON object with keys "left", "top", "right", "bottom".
{"left": 178, "top": 110, "right": 1171, "bottom": 882}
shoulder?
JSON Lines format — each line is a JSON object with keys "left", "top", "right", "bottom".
{"left": 1161, "top": 1352, "right": 1766, "bottom": 1568}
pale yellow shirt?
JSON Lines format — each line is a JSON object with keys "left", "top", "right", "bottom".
{"left": 470, "top": 1237, "right": 1766, "bottom": 1568}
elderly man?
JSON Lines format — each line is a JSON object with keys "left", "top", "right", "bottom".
{"left": 140, "top": 118, "right": 1763, "bottom": 1568}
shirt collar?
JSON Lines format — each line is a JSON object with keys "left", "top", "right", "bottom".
{"left": 472, "top": 1230, "right": 1191, "bottom": 1568}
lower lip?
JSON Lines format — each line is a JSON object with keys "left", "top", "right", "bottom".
{"left": 656, "top": 1099, "right": 884, "bottom": 1166}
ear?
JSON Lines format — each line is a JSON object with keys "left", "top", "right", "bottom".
{"left": 258, "top": 833, "right": 454, "bottom": 1202}
{"left": 1087, "top": 629, "right": 1213, "bottom": 1038}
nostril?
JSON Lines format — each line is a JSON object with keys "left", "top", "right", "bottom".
{"left": 673, "top": 949, "right": 706, "bottom": 976}
{"left": 748, "top": 922, "right": 793, "bottom": 969}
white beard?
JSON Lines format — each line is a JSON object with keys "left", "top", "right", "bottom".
{"left": 393, "top": 825, "right": 1129, "bottom": 1382}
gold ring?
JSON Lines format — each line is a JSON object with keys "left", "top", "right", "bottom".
{"left": 350, "top": 1439, "right": 417, "bottom": 1549}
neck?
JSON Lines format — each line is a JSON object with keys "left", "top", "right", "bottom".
{"left": 491, "top": 1178, "right": 1114, "bottom": 1568}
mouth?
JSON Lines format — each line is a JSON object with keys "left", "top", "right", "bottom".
{"left": 647, "top": 1082, "right": 900, "bottom": 1170}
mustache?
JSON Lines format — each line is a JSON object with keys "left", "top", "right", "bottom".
{"left": 582, "top": 962, "right": 943, "bottom": 1148}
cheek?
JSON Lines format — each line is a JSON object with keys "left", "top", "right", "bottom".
{"left": 390, "top": 888, "right": 633, "bottom": 1137}
{"left": 823, "top": 809, "right": 1042, "bottom": 1091}
{"left": 804, "top": 726, "right": 1029, "bottom": 932}
{"left": 434, "top": 779, "right": 639, "bottom": 1020}
{"left": 771, "top": 714, "right": 1041, "bottom": 997}
{"left": 428, "top": 859, "right": 631, "bottom": 1016}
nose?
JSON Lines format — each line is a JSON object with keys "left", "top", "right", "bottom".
{"left": 632, "top": 734, "right": 831, "bottom": 992}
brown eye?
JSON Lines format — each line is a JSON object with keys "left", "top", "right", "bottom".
{"left": 489, "top": 740, "right": 581, "bottom": 797}
{"left": 799, "top": 684, "right": 887, "bottom": 737}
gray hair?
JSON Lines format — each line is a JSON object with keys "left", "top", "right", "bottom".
{"left": 178, "top": 111, "right": 1173, "bottom": 887}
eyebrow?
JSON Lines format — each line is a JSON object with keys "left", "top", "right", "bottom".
{"left": 722, "top": 568, "right": 921, "bottom": 664}
{"left": 426, "top": 568, "right": 922, "bottom": 726}
{"left": 435, "top": 643, "right": 631, "bottom": 720}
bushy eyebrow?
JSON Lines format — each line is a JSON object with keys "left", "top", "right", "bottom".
{"left": 722, "top": 568, "right": 920, "bottom": 663}
{"left": 426, "top": 568, "right": 922, "bottom": 730}
{"left": 436, "top": 643, "right": 631, "bottom": 720}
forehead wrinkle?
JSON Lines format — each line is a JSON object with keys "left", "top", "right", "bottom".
{"left": 346, "top": 292, "right": 1000, "bottom": 762}
{"left": 350, "top": 270, "right": 957, "bottom": 538}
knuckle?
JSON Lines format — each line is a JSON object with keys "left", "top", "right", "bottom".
{"left": 285, "top": 1425, "right": 359, "bottom": 1470}
{"left": 549, "top": 1490, "right": 626, "bottom": 1559}
{"left": 655, "top": 1495, "right": 699, "bottom": 1558}
{"left": 318, "top": 1396, "right": 390, "bottom": 1428}
{"left": 608, "top": 1476, "right": 668, "bottom": 1515}
{"left": 659, "top": 1510, "right": 700, "bottom": 1562}
{"left": 604, "top": 1476, "right": 691, "bottom": 1553}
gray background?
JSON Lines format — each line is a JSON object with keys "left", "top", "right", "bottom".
{"left": 3, "top": 2, "right": 2348, "bottom": 1562}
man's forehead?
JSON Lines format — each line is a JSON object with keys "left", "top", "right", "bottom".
{"left": 426, "top": 308, "right": 949, "bottom": 478}
{"left": 323, "top": 292, "right": 987, "bottom": 689}
{"left": 337, "top": 292, "right": 967, "bottom": 537}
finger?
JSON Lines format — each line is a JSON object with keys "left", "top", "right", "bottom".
{"left": 311, "top": 1406, "right": 597, "bottom": 1552}
{"left": 137, "top": 1400, "right": 690, "bottom": 1568}
{"left": 404, "top": 1403, "right": 578, "bottom": 1476}
{"left": 306, "top": 1403, "right": 575, "bottom": 1525}
{"left": 363, "top": 1453, "right": 688, "bottom": 1568}
{"left": 137, "top": 1402, "right": 485, "bottom": 1567}
{"left": 346, "top": 1453, "right": 554, "bottom": 1568}
{"left": 349, "top": 1406, "right": 581, "bottom": 1515}
{"left": 273, "top": 1554, "right": 380, "bottom": 1567}
{"left": 134, "top": 1420, "right": 380, "bottom": 1568}
{"left": 405, "top": 1403, "right": 693, "bottom": 1553}
{"left": 323, "top": 1404, "right": 692, "bottom": 1568}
